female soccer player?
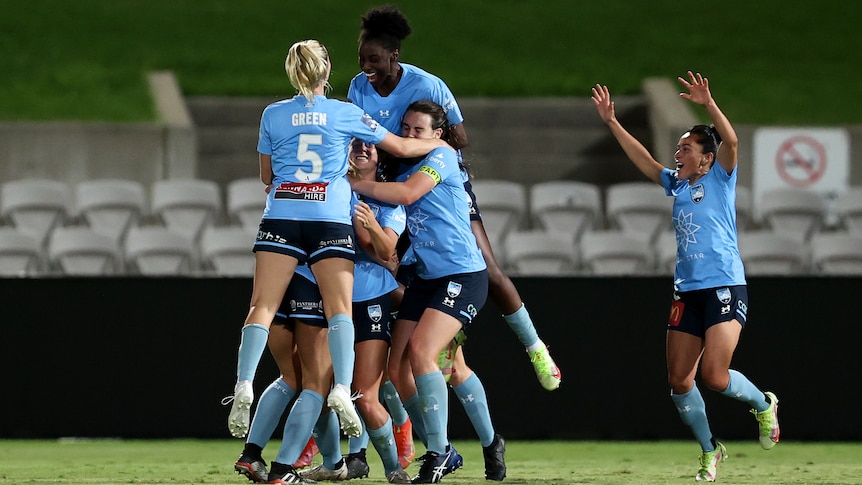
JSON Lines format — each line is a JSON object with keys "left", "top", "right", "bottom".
{"left": 225, "top": 39, "right": 445, "bottom": 484}
{"left": 349, "top": 5, "right": 561, "bottom": 392}
{"left": 351, "top": 100, "right": 489, "bottom": 483}
{"left": 592, "top": 71, "right": 780, "bottom": 482}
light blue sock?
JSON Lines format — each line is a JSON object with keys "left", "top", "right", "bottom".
{"left": 415, "top": 371, "right": 448, "bottom": 454}
{"left": 368, "top": 418, "right": 400, "bottom": 475}
{"left": 503, "top": 304, "right": 539, "bottom": 348}
{"left": 237, "top": 323, "right": 269, "bottom": 382}
{"left": 721, "top": 369, "right": 769, "bottom": 412}
{"left": 247, "top": 378, "right": 295, "bottom": 448}
{"left": 327, "top": 314, "right": 355, "bottom": 388}
{"left": 274, "top": 390, "right": 324, "bottom": 465}
{"left": 671, "top": 385, "right": 715, "bottom": 452}
{"left": 313, "top": 410, "right": 343, "bottom": 470}
{"left": 452, "top": 373, "right": 495, "bottom": 447}
{"left": 348, "top": 416, "right": 369, "bottom": 454}
{"left": 380, "top": 380, "right": 409, "bottom": 426}
{"left": 403, "top": 394, "right": 428, "bottom": 447}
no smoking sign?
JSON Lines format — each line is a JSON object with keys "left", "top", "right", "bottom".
{"left": 775, "top": 135, "right": 827, "bottom": 187}
{"left": 753, "top": 127, "right": 849, "bottom": 218}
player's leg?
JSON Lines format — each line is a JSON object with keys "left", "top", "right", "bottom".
{"left": 267, "top": 321, "right": 332, "bottom": 483}
{"left": 448, "top": 348, "right": 505, "bottom": 481}
{"left": 312, "top": 253, "right": 362, "bottom": 438}
{"left": 469, "top": 218, "right": 561, "bottom": 391}
{"left": 228, "top": 249, "right": 298, "bottom": 439}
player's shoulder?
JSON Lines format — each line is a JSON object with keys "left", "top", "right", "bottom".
{"left": 401, "top": 63, "right": 446, "bottom": 85}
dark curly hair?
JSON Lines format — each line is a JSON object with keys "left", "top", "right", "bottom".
{"left": 358, "top": 4, "right": 411, "bottom": 51}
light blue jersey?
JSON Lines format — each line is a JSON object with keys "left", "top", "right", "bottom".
{"left": 348, "top": 63, "right": 464, "bottom": 133}
{"left": 258, "top": 94, "right": 389, "bottom": 224}
{"left": 397, "top": 147, "right": 486, "bottom": 279}
{"left": 660, "top": 164, "right": 746, "bottom": 291}
{"left": 295, "top": 194, "right": 405, "bottom": 302}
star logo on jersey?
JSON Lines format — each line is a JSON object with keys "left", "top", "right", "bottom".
{"left": 407, "top": 209, "right": 429, "bottom": 236}
{"left": 673, "top": 209, "right": 701, "bottom": 251}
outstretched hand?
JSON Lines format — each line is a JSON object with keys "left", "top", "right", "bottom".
{"left": 678, "top": 70, "right": 713, "bottom": 106}
{"left": 591, "top": 84, "right": 616, "bottom": 124}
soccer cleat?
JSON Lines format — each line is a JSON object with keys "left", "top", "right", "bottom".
{"left": 292, "top": 437, "right": 319, "bottom": 469}
{"left": 411, "top": 450, "right": 448, "bottom": 484}
{"left": 695, "top": 441, "right": 727, "bottom": 482}
{"left": 387, "top": 468, "right": 412, "bottom": 484}
{"left": 299, "top": 460, "right": 348, "bottom": 481}
{"left": 345, "top": 450, "right": 370, "bottom": 479}
{"left": 266, "top": 463, "right": 313, "bottom": 484}
{"left": 482, "top": 434, "right": 507, "bottom": 481}
{"left": 235, "top": 453, "right": 268, "bottom": 483}
{"left": 528, "top": 345, "right": 562, "bottom": 391}
{"left": 394, "top": 418, "right": 416, "bottom": 469}
{"left": 224, "top": 380, "right": 254, "bottom": 438}
{"left": 442, "top": 444, "right": 463, "bottom": 476}
{"left": 437, "top": 330, "right": 466, "bottom": 382}
{"left": 751, "top": 391, "right": 780, "bottom": 450}
{"left": 327, "top": 384, "right": 363, "bottom": 438}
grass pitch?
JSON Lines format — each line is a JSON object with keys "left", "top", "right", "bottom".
{"left": 2, "top": 439, "right": 861, "bottom": 484}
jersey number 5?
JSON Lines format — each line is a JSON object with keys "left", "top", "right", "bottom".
{"left": 295, "top": 134, "right": 323, "bottom": 182}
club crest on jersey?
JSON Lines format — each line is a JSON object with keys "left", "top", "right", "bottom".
{"left": 447, "top": 281, "right": 462, "bottom": 298}
{"left": 691, "top": 184, "right": 705, "bottom": 203}
{"left": 367, "top": 304, "right": 382, "bottom": 323}
{"left": 716, "top": 287, "right": 732, "bottom": 304}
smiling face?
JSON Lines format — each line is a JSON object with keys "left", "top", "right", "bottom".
{"left": 400, "top": 110, "right": 442, "bottom": 140}
{"left": 358, "top": 40, "right": 399, "bottom": 92}
{"left": 348, "top": 138, "right": 378, "bottom": 174}
{"left": 674, "top": 132, "right": 713, "bottom": 182}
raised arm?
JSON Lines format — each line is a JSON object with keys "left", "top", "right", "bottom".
{"left": 376, "top": 132, "right": 447, "bottom": 159}
{"left": 591, "top": 84, "right": 665, "bottom": 184}
{"left": 350, "top": 169, "right": 437, "bottom": 206}
{"left": 678, "top": 71, "right": 738, "bottom": 174}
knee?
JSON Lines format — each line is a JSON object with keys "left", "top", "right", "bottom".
{"left": 700, "top": 368, "right": 729, "bottom": 392}
{"left": 667, "top": 373, "right": 693, "bottom": 394}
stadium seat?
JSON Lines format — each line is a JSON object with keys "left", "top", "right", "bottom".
{"left": 758, "top": 187, "right": 826, "bottom": 242}
{"left": 76, "top": 178, "right": 147, "bottom": 245}
{"left": 809, "top": 232, "right": 862, "bottom": 275}
{"left": 0, "top": 227, "right": 42, "bottom": 276}
{"left": 579, "top": 230, "right": 654, "bottom": 275}
{"left": 653, "top": 230, "right": 678, "bottom": 276}
{"left": 124, "top": 226, "right": 196, "bottom": 276}
{"left": 738, "top": 231, "right": 808, "bottom": 275}
{"left": 605, "top": 181, "right": 673, "bottom": 244}
{"left": 834, "top": 187, "right": 862, "bottom": 236}
{"left": 736, "top": 184, "right": 754, "bottom": 230}
{"left": 469, "top": 179, "right": 527, "bottom": 247}
{"left": 504, "top": 230, "right": 578, "bottom": 276}
{"left": 530, "top": 181, "right": 602, "bottom": 241}
{"left": 200, "top": 226, "right": 255, "bottom": 277}
{"left": 227, "top": 178, "right": 267, "bottom": 232}
{"left": 151, "top": 178, "right": 222, "bottom": 243}
{"left": 0, "top": 178, "right": 71, "bottom": 248}
{"left": 47, "top": 226, "right": 120, "bottom": 276}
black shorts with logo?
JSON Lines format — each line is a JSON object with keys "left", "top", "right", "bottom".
{"left": 254, "top": 219, "right": 355, "bottom": 266}
{"left": 272, "top": 274, "right": 327, "bottom": 331}
{"left": 667, "top": 285, "right": 749, "bottom": 337}
{"left": 398, "top": 270, "right": 488, "bottom": 326}
{"left": 354, "top": 293, "right": 393, "bottom": 344}
{"left": 463, "top": 179, "right": 482, "bottom": 222}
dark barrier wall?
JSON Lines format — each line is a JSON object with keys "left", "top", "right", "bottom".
{"left": 2, "top": 277, "right": 860, "bottom": 441}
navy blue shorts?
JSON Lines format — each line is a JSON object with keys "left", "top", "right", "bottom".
{"left": 668, "top": 285, "right": 749, "bottom": 337}
{"left": 254, "top": 219, "right": 355, "bottom": 266}
{"left": 395, "top": 263, "right": 417, "bottom": 288}
{"left": 273, "top": 274, "right": 326, "bottom": 330}
{"left": 354, "top": 293, "right": 392, "bottom": 344}
{"left": 398, "top": 270, "right": 488, "bottom": 326}
{"left": 463, "top": 180, "right": 482, "bottom": 222}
